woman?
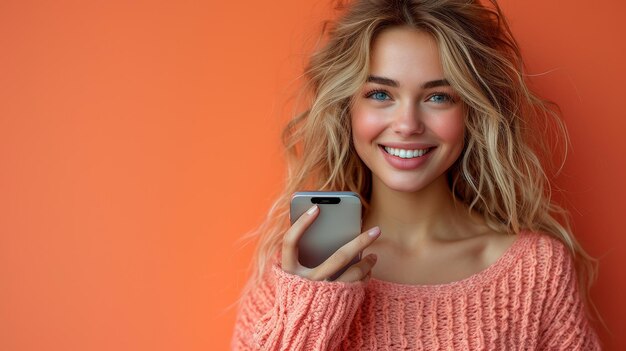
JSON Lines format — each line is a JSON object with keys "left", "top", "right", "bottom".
{"left": 232, "top": 0, "right": 600, "bottom": 349}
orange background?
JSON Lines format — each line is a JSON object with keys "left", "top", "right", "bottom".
{"left": 1, "top": 0, "right": 624, "bottom": 350}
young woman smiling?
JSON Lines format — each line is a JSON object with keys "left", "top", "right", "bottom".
{"left": 232, "top": 0, "right": 600, "bottom": 349}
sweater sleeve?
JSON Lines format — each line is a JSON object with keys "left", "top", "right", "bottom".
{"left": 231, "top": 262, "right": 366, "bottom": 351}
{"left": 537, "top": 239, "right": 601, "bottom": 350}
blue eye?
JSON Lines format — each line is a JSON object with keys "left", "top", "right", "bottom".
{"left": 428, "top": 93, "right": 453, "bottom": 104}
{"left": 366, "top": 90, "right": 390, "bottom": 101}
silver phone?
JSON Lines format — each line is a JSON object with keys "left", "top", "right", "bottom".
{"left": 290, "top": 191, "right": 362, "bottom": 280}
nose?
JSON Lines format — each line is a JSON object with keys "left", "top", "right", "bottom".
{"left": 391, "top": 102, "right": 424, "bottom": 136}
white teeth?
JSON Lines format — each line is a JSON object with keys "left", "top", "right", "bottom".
{"left": 384, "top": 146, "right": 430, "bottom": 158}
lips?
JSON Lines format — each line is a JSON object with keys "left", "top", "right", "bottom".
{"left": 378, "top": 144, "right": 435, "bottom": 170}
{"left": 383, "top": 146, "right": 433, "bottom": 159}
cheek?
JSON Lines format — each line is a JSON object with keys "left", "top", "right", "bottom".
{"left": 351, "top": 106, "right": 387, "bottom": 146}
{"left": 430, "top": 109, "right": 465, "bottom": 146}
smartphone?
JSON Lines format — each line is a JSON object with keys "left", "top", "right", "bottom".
{"left": 290, "top": 191, "right": 362, "bottom": 280}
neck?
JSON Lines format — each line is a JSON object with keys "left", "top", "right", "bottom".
{"left": 364, "top": 174, "right": 471, "bottom": 248}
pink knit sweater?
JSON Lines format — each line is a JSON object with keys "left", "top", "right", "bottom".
{"left": 232, "top": 232, "right": 600, "bottom": 350}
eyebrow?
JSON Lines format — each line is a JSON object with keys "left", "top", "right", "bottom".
{"left": 366, "top": 75, "right": 450, "bottom": 89}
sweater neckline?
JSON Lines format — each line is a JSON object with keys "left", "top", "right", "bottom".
{"left": 368, "top": 231, "right": 537, "bottom": 295}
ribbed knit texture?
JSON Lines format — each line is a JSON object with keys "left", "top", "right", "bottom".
{"left": 232, "top": 232, "right": 601, "bottom": 350}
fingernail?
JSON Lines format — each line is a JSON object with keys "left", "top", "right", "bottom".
{"left": 306, "top": 205, "right": 318, "bottom": 215}
{"left": 369, "top": 253, "right": 377, "bottom": 262}
{"left": 367, "top": 226, "right": 380, "bottom": 237}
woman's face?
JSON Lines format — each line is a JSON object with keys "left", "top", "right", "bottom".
{"left": 350, "top": 26, "right": 465, "bottom": 193}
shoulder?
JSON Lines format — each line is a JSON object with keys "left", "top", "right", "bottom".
{"left": 483, "top": 230, "right": 574, "bottom": 273}
{"left": 522, "top": 232, "right": 600, "bottom": 349}
{"left": 519, "top": 231, "right": 574, "bottom": 264}
{"left": 474, "top": 230, "right": 577, "bottom": 288}
{"left": 513, "top": 231, "right": 578, "bottom": 287}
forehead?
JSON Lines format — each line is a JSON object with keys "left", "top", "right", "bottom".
{"left": 369, "top": 27, "right": 444, "bottom": 83}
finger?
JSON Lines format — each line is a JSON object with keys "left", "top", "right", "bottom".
{"left": 311, "top": 226, "right": 381, "bottom": 280}
{"left": 335, "top": 253, "right": 377, "bottom": 283}
{"left": 363, "top": 269, "right": 373, "bottom": 283}
{"left": 281, "top": 205, "right": 319, "bottom": 272}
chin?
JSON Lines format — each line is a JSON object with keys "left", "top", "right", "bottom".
{"left": 376, "top": 173, "right": 436, "bottom": 194}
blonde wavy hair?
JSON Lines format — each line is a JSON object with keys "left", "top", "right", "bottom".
{"left": 242, "top": 0, "right": 596, "bottom": 308}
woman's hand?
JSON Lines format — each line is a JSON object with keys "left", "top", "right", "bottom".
{"left": 281, "top": 205, "right": 381, "bottom": 282}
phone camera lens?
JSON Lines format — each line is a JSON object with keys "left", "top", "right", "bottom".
{"left": 311, "top": 197, "right": 341, "bottom": 205}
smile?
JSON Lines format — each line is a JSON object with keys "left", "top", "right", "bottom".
{"left": 383, "top": 146, "right": 432, "bottom": 159}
